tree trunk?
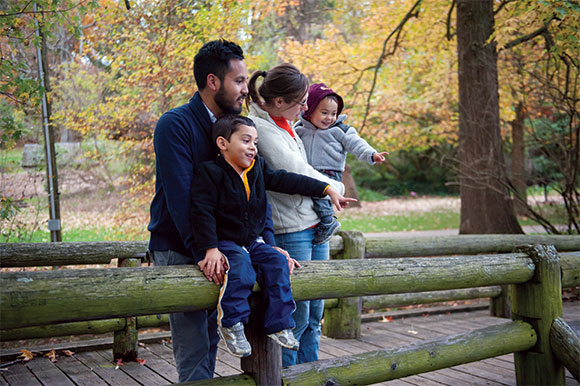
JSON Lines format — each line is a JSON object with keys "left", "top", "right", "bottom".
{"left": 456, "top": 0, "right": 523, "bottom": 234}
{"left": 511, "top": 102, "right": 528, "bottom": 215}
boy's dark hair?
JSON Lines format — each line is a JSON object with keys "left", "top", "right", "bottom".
{"left": 212, "top": 115, "right": 256, "bottom": 144}
{"left": 194, "top": 40, "right": 244, "bottom": 90}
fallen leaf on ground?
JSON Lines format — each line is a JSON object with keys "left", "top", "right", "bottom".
{"left": 381, "top": 316, "right": 393, "bottom": 322}
{"left": 45, "top": 350, "right": 57, "bottom": 362}
{"left": 136, "top": 358, "right": 146, "bottom": 365}
{"left": 63, "top": 350, "right": 75, "bottom": 357}
{"left": 19, "top": 350, "right": 35, "bottom": 362}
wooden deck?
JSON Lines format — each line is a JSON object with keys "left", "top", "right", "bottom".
{"left": 1, "top": 301, "right": 579, "bottom": 386}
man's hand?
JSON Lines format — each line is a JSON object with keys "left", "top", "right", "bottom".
{"left": 325, "top": 186, "right": 358, "bottom": 212}
{"left": 198, "top": 248, "right": 227, "bottom": 285}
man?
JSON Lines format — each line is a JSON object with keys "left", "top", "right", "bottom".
{"left": 148, "top": 39, "right": 276, "bottom": 382}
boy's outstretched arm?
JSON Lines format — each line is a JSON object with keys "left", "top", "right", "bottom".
{"left": 325, "top": 186, "right": 357, "bottom": 212}
{"left": 372, "top": 151, "right": 389, "bottom": 164}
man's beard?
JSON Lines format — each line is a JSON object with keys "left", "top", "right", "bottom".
{"left": 215, "top": 86, "right": 245, "bottom": 115}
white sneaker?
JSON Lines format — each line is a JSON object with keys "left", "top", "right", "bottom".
{"left": 267, "top": 329, "right": 299, "bottom": 351}
{"left": 218, "top": 322, "right": 252, "bottom": 358}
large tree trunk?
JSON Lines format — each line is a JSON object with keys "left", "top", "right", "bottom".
{"left": 511, "top": 102, "right": 528, "bottom": 216}
{"left": 456, "top": 0, "right": 523, "bottom": 234}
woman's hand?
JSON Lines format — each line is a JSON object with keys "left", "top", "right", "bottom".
{"left": 325, "top": 186, "right": 358, "bottom": 212}
{"left": 273, "top": 246, "right": 301, "bottom": 275}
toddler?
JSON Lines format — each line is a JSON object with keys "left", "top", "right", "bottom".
{"left": 295, "top": 83, "right": 388, "bottom": 244}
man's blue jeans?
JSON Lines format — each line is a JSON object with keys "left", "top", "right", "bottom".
{"left": 275, "top": 227, "right": 329, "bottom": 366}
{"left": 152, "top": 250, "right": 219, "bottom": 382}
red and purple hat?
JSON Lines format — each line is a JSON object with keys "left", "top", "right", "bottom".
{"left": 304, "top": 83, "right": 344, "bottom": 120}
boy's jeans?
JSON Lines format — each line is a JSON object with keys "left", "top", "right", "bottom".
{"left": 216, "top": 239, "right": 296, "bottom": 334}
{"left": 152, "top": 250, "right": 219, "bottom": 382}
{"left": 275, "top": 227, "right": 329, "bottom": 366}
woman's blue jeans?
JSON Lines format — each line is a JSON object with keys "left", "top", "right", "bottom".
{"left": 275, "top": 227, "right": 329, "bottom": 366}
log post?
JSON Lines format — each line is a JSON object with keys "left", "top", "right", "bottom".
{"left": 511, "top": 244, "right": 564, "bottom": 385}
{"left": 241, "top": 294, "right": 282, "bottom": 385}
{"left": 322, "top": 231, "right": 364, "bottom": 339}
{"left": 489, "top": 284, "right": 511, "bottom": 318}
{"left": 113, "top": 257, "right": 140, "bottom": 361}
{"left": 550, "top": 317, "right": 580, "bottom": 383}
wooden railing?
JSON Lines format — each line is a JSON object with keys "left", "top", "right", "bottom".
{"left": 1, "top": 234, "right": 579, "bottom": 385}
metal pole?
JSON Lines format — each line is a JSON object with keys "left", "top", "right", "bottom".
{"left": 34, "top": 2, "right": 61, "bottom": 242}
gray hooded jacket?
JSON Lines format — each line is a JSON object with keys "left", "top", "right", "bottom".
{"left": 294, "top": 114, "right": 377, "bottom": 172}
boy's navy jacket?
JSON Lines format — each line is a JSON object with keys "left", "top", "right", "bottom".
{"left": 191, "top": 154, "right": 329, "bottom": 250}
{"left": 147, "top": 92, "right": 276, "bottom": 262}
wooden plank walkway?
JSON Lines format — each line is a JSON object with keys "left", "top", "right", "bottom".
{"left": 1, "top": 301, "right": 579, "bottom": 385}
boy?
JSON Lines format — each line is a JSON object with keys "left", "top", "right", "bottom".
{"left": 295, "top": 83, "right": 389, "bottom": 244}
{"left": 191, "top": 115, "right": 355, "bottom": 358}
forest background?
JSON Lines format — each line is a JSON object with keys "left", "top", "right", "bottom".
{"left": 1, "top": 0, "right": 578, "bottom": 243}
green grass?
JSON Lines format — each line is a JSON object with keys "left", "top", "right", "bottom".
{"left": 2, "top": 226, "right": 132, "bottom": 243}
{"left": 340, "top": 210, "right": 460, "bottom": 233}
{"left": 0, "top": 147, "right": 24, "bottom": 172}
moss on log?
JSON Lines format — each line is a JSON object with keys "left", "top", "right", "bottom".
{"left": 362, "top": 286, "right": 502, "bottom": 309}
{"left": 0, "top": 254, "right": 535, "bottom": 330}
{"left": 0, "top": 314, "right": 170, "bottom": 341}
{"left": 561, "top": 252, "right": 580, "bottom": 288}
{"left": 289, "top": 254, "right": 534, "bottom": 302}
{"left": 1, "top": 265, "right": 219, "bottom": 329}
{"left": 512, "top": 244, "right": 565, "bottom": 385}
{"left": 550, "top": 317, "right": 580, "bottom": 382}
{"left": 0, "top": 318, "right": 126, "bottom": 341}
{"left": 0, "top": 237, "right": 342, "bottom": 267}
{"left": 0, "top": 241, "right": 148, "bottom": 267}
{"left": 365, "top": 235, "right": 580, "bottom": 258}
{"left": 282, "top": 321, "right": 536, "bottom": 385}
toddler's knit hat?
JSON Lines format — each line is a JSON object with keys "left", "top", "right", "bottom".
{"left": 304, "top": 83, "right": 344, "bottom": 120}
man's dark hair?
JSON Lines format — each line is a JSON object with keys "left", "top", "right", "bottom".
{"left": 212, "top": 115, "right": 256, "bottom": 144}
{"left": 194, "top": 40, "right": 244, "bottom": 90}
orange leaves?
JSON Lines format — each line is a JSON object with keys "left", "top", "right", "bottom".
{"left": 17, "top": 349, "right": 75, "bottom": 363}
{"left": 44, "top": 350, "right": 57, "bottom": 362}
{"left": 18, "top": 349, "right": 35, "bottom": 362}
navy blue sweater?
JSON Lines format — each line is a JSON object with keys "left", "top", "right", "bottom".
{"left": 148, "top": 92, "right": 275, "bottom": 262}
{"left": 191, "top": 155, "right": 328, "bottom": 250}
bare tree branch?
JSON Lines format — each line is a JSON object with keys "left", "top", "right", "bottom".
{"left": 494, "top": 0, "right": 517, "bottom": 15}
{"left": 446, "top": 0, "right": 456, "bottom": 41}
{"left": 503, "top": 24, "right": 549, "bottom": 50}
{"left": 360, "top": 0, "right": 423, "bottom": 133}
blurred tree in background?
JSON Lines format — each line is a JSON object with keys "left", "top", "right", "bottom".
{"left": 2, "top": 0, "right": 577, "bottom": 238}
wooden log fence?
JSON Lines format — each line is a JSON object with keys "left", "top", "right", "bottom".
{"left": 1, "top": 234, "right": 579, "bottom": 386}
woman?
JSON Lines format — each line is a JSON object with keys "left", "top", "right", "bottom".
{"left": 247, "top": 63, "right": 345, "bottom": 366}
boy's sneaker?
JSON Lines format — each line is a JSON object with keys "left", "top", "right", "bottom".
{"left": 267, "top": 329, "right": 299, "bottom": 351}
{"left": 218, "top": 322, "right": 252, "bottom": 358}
{"left": 313, "top": 217, "right": 341, "bottom": 245}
